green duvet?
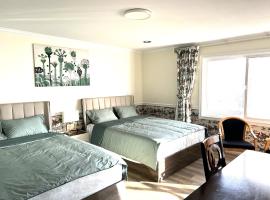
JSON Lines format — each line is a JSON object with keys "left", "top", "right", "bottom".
{"left": 91, "top": 116, "right": 205, "bottom": 170}
{"left": 0, "top": 133, "right": 126, "bottom": 200}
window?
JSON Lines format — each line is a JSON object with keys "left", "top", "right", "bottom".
{"left": 246, "top": 57, "right": 270, "bottom": 120}
{"left": 201, "top": 55, "right": 270, "bottom": 122}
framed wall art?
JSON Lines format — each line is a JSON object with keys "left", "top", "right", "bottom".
{"left": 33, "top": 44, "right": 90, "bottom": 87}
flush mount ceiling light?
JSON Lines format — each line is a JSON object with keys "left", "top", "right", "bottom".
{"left": 124, "top": 8, "right": 151, "bottom": 20}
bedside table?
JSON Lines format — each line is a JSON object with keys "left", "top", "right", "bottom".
{"left": 70, "top": 132, "right": 89, "bottom": 142}
{"left": 66, "top": 130, "right": 90, "bottom": 142}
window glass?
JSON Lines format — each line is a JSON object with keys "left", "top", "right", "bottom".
{"left": 246, "top": 57, "right": 270, "bottom": 120}
{"left": 201, "top": 57, "right": 246, "bottom": 118}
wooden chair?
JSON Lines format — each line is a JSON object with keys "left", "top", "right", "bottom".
{"left": 264, "top": 138, "right": 270, "bottom": 153}
{"left": 218, "top": 117, "right": 257, "bottom": 150}
{"left": 201, "top": 134, "right": 226, "bottom": 181}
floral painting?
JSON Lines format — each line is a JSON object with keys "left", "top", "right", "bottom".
{"left": 33, "top": 44, "right": 90, "bottom": 87}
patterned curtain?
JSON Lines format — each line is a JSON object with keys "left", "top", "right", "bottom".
{"left": 175, "top": 46, "right": 199, "bottom": 122}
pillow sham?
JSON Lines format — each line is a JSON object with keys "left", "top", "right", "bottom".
{"left": 113, "top": 105, "right": 138, "bottom": 119}
{"left": 1, "top": 115, "right": 48, "bottom": 138}
{"left": 86, "top": 108, "right": 118, "bottom": 124}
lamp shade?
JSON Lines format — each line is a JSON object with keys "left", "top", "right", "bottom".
{"left": 63, "top": 110, "right": 79, "bottom": 123}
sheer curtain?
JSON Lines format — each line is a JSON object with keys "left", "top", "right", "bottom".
{"left": 175, "top": 46, "right": 199, "bottom": 122}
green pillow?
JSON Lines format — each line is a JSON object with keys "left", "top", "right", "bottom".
{"left": 113, "top": 106, "right": 138, "bottom": 119}
{"left": 86, "top": 108, "right": 118, "bottom": 124}
{"left": 1, "top": 115, "right": 48, "bottom": 138}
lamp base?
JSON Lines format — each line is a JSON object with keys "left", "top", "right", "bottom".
{"left": 66, "top": 122, "right": 76, "bottom": 132}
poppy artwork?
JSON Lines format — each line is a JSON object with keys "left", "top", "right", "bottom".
{"left": 33, "top": 44, "right": 90, "bottom": 87}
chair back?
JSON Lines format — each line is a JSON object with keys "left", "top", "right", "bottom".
{"left": 220, "top": 117, "right": 247, "bottom": 141}
{"left": 201, "top": 134, "right": 226, "bottom": 181}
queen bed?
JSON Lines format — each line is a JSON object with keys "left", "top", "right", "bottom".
{"left": 0, "top": 101, "right": 127, "bottom": 200}
{"left": 82, "top": 95, "right": 206, "bottom": 181}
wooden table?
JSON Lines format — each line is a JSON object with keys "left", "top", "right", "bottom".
{"left": 185, "top": 150, "right": 270, "bottom": 200}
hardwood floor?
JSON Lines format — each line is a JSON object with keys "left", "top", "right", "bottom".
{"left": 125, "top": 148, "right": 244, "bottom": 200}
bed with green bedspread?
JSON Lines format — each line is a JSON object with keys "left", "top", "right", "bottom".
{"left": 91, "top": 116, "right": 206, "bottom": 170}
{"left": 0, "top": 132, "right": 127, "bottom": 200}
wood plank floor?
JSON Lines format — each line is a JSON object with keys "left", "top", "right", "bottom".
{"left": 125, "top": 148, "right": 244, "bottom": 200}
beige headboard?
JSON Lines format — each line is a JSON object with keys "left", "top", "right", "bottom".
{"left": 0, "top": 101, "right": 51, "bottom": 130}
{"left": 81, "top": 95, "right": 134, "bottom": 127}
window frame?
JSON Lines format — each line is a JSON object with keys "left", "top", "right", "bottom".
{"left": 199, "top": 53, "right": 270, "bottom": 125}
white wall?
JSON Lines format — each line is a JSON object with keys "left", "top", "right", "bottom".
{"left": 141, "top": 37, "right": 270, "bottom": 109}
{"left": 0, "top": 29, "right": 142, "bottom": 114}
{"left": 133, "top": 51, "right": 143, "bottom": 104}
{"left": 3, "top": 28, "right": 270, "bottom": 114}
{"left": 142, "top": 47, "right": 177, "bottom": 106}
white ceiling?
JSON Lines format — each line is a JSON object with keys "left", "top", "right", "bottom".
{"left": 1, "top": 0, "right": 270, "bottom": 49}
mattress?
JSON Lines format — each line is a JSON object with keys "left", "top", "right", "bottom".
{"left": 30, "top": 164, "right": 123, "bottom": 200}
{"left": 157, "top": 129, "right": 205, "bottom": 160}
{"left": 89, "top": 116, "right": 206, "bottom": 170}
{"left": 0, "top": 133, "right": 126, "bottom": 200}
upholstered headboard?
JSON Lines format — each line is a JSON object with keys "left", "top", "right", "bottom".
{"left": 0, "top": 101, "right": 52, "bottom": 130}
{"left": 81, "top": 95, "right": 134, "bottom": 127}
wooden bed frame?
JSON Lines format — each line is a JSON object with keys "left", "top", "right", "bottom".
{"left": 0, "top": 101, "right": 125, "bottom": 200}
{"left": 85, "top": 181, "right": 125, "bottom": 200}
{"left": 0, "top": 101, "right": 52, "bottom": 129}
{"left": 82, "top": 95, "right": 203, "bottom": 182}
{"left": 126, "top": 143, "right": 201, "bottom": 182}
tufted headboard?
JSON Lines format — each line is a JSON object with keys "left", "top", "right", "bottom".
{"left": 0, "top": 101, "right": 51, "bottom": 130}
{"left": 81, "top": 95, "right": 134, "bottom": 127}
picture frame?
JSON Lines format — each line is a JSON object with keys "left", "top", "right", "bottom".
{"left": 33, "top": 44, "right": 90, "bottom": 87}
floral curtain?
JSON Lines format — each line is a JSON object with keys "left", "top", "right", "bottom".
{"left": 175, "top": 46, "right": 199, "bottom": 122}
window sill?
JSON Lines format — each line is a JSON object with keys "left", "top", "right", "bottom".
{"left": 199, "top": 115, "right": 270, "bottom": 127}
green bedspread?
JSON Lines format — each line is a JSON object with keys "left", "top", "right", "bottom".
{"left": 91, "top": 116, "right": 205, "bottom": 170}
{"left": 0, "top": 133, "right": 126, "bottom": 200}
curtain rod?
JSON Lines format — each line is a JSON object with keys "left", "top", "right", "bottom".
{"left": 174, "top": 43, "right": 199, "bottom": 52}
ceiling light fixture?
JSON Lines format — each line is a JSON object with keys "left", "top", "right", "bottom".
{"left": 124, "top": 8, "right": 151, "bottom": 20}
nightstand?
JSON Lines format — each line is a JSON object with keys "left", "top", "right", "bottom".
{"left": 71, "top": 132, "right": 89, "bottom": 142}
{"left": 66, "top": 130, "right": 90, "bottom": 142}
